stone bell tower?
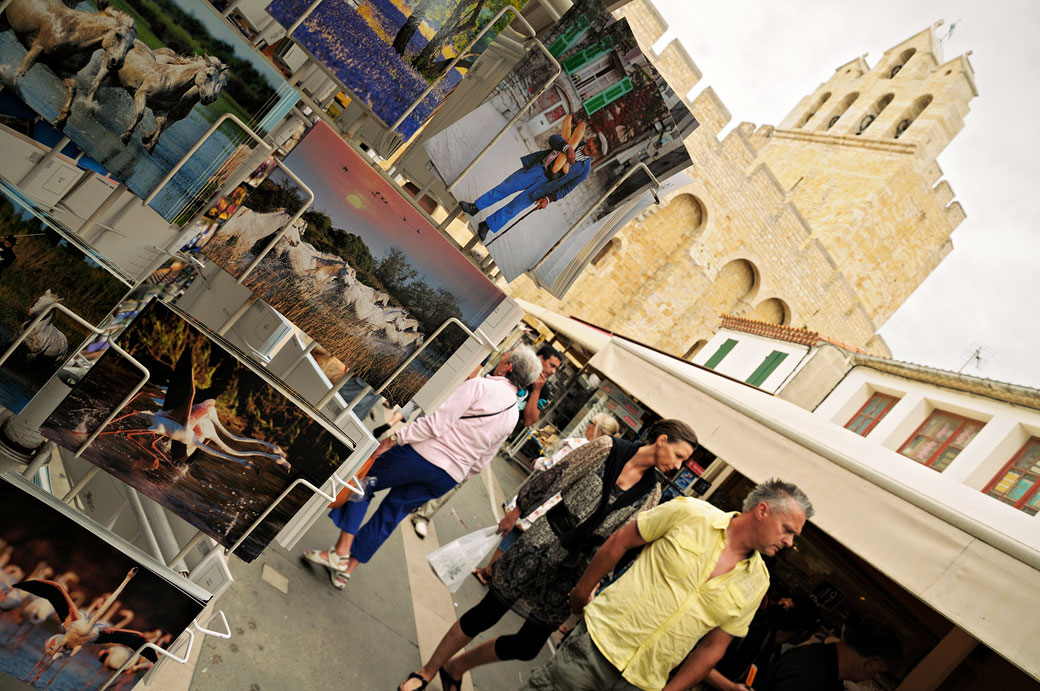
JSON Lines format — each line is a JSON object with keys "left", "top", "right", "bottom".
{"left": 508, "top": 6, "right": 977, "bottom": 360}
{"left": 752, "top": 22, "right": 977, "bottom": 329}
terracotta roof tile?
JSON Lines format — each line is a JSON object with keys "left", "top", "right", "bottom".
{"left": 718, "top": 315, "right": 876, "bottom": 355}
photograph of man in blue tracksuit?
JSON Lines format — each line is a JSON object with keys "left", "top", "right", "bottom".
{"left": 459, "top": 133, "right": 592, "bottom": 243}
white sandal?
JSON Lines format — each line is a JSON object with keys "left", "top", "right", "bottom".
{"left": 303, "top": 548, "right": 350, "bottom": 589}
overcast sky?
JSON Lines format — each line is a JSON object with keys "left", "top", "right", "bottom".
{"left": 649, "top": 0, "right": 1039, "bottom": 388}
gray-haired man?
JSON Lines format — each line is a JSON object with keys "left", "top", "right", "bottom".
{"left": 522, "top": 479, "right": 814, "bottom": 691}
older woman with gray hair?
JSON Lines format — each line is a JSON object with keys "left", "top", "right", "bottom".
{"left": 304, "top": 346, "right": 542, "bottom": 589}
{"left": 400, "top": 419, "right": 698, "bottom": 691}
{"left": 534, "top": 412, "right": 622, "bottom": 472}
{"left": 472, "top": 411, "right": 623, "bottom": 584}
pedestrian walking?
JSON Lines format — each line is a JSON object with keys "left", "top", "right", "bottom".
{"left": 472, "top": 412, "right": 621, "bottom": 585}
{"left": 520, "top": 479, "right": 813, "bottom": 691}
{"left": 397, "top": 419, "right": 699, "bottom": 691}
{"left": 409, "top": 345, "right": 561, "bottom": 538}
{"left": 301, "top": 346, "right": 542, "bottom": 589}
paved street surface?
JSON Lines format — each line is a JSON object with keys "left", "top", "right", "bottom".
{"left": 0, "top": 412, "right": 550, "bottom": 691}
{"left": 188, "top": 451, "right": 550, "bottom": 691}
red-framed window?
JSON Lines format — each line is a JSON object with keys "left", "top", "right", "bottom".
{"left": 983, "top": 437, "right": 1040, "bottom": 516}
{"left": 845, "top": 392, "right": 899, "bottom": 436}
{"left": 898, "top": 410, "right": 984, "bottom": 472}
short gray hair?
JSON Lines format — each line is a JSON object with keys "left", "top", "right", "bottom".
{"left": 742, "top": 478, "right": 814, "bottom": 519}
{"left": 589, "top": 413, "right": 620, "bottom": 437}
{"left": 503, "top": 345, "right": 542, "bottom": 389}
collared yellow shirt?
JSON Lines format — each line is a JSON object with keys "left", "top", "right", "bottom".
{"left": 584, "top": 498, "right": 769, "bottom": 691}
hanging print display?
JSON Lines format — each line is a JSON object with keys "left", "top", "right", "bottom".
{"left": 530, "top": 171, "right": 694, "bottom": 298}
{"left": 424, "top": 0, "right": 693, "bottom": 281}
{"left": 0, "top": 0, "right": 299, "bottom": 223}
{"left": 201, "top": 122, "right": 506, "bottom": 404}
{"left": 0, "top": 474, "right": 207, "bottom": 690}
{"left": 265, "top": 0, "right": 529, "bottom": 139}
{"left": 0, "top": 179, "right": 128, "bottom": 414}
{"left": 41, "top": 300, "right": 355, "bottom": 562}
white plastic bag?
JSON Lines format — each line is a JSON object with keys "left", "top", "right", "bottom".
{"left": 426, "top": 526, "right": 500, "bottom": 592}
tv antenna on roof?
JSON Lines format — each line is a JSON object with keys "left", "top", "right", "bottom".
{"left": 958, "top": 341, "right": 994, "bottom": 373}
{"left": 939, "top": 18, "right": 962, "bottom": 47}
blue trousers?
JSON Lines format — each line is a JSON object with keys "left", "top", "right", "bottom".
{"left": 476, "top": 165, "right": 545, "bottom": 234}
{"left": 328, "top": 444, "right": 456, "bottom": 564}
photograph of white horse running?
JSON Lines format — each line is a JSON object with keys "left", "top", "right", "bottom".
{"left": 0, "top": 0, "right": 298, "bottom": 222}
{"left": 201, "top": 121, "right": 507, "bottom": 405}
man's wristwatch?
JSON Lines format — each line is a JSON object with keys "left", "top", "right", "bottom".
{"left": 389, "top": 432, "right": 399, "bottom": 445}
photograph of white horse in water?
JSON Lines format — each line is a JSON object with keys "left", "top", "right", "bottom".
{"left": 0, "top": 0, "right": 299, "bottom": 223}
{"left": 0, "top": 179, "right": 128, "bottom": 417}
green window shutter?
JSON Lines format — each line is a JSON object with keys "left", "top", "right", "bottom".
{"left": 583, "top": 77, "right": 633, "bottom": 115}
{"left": 703, "top": 339, "right": 737, "bottom": 370}
{"left": 562, "top": 48, "right": 591, "bottom": 74}
{"left": 746, "top": 351, "right": 789, "bottom": 387}
{"left": 562, "top": 36, "right": 614, "bottom": 74}
{"left": 550, "top": 14, "right": 590, "bottom": 57}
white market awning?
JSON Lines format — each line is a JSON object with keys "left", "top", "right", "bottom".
{"left": 515, "top": 298, "right": 612, "bottom": 354}
{"left": 587, "top": 337, "right": 1040, "bottom": 680}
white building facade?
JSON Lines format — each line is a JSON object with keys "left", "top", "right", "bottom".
{"left": 695, "top": 315, "right": 1040, "bottom": 525}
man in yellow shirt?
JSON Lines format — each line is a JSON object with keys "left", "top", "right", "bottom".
{"left": 519, "top": 478, "right": 813, "bottom": 691}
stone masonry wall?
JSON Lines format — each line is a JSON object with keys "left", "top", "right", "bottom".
{"left": 507, "top": 1, "right": 971, "bottom": 360}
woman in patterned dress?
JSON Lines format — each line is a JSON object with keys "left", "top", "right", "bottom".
{"left": 398, "top": 419, "right": 699, "bottom": 691}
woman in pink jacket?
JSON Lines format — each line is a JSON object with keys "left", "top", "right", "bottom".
{"left": 303, "top": 346, "right": 542, "bottom": 589}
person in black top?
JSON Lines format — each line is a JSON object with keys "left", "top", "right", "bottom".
{"left": 758, "top": 618, "right": 901, "bottom": 691}
{"left": 703, "top": 595, "right": 820, "bottom": 691}
{"left": 0, "top": 235, "right": 17, "bottom": 281}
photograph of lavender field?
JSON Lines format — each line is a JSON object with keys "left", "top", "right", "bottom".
{"left": 202, "top": 122, "right": 505, "bottom": 404}
{"left": 0, "top": 180, "right": 128, "bottom": 415}
{"left": 41, "top": 300, "right": 354, "bottom": 562}
{"left": 267, "top": 0, "right": 528, "bottom": 139}
{"left": 0, "top": 0, "right": 299, "bottom": 223}
{"left": 0, "top": 479, "right": 204, "bottom": 691}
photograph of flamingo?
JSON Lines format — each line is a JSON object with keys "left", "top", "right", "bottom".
{"left": 0, "top": 0, "right": 299, "bottom": 223}
{"left": 423, "top": 0, "right": 693, "bottom": 282}
{"left": 201, "top": 122, "right": 505, "bottom": 404}
{"left": 0, "top": 477, "right": 205, "bottom": 690}
{"left": 41, "top": 299, "right": 355, "bottom": 562}
{"left": 0, "top": 180, "right": 129, "bottom": 416}
{"left": 266, "top": 0, "right": 528, "bottom": 139}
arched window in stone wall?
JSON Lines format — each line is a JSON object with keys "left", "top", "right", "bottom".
{"left": 747, "top": 298, "right": 790, "bottom": 325}
{"left": 820, "top": 92, "right": 859, "bottom": 131}
{"left": 671, "top": 193, "right": 707, "bottom": 236}
{"left": 682, "top": 339, "right": 708, "bottom": 360}
{"left": 856, "top": 94, "right": 894, "bottom": 135}
{"left": 696, "top": 259, "right": 758, "bottom": 324}
{"left": 887, "top": 48, "right": 917, "bottom": 78}
{"left": 891, "top": 94, "right": 933, "bottom": 138}
{"left": 796, "top": 92, "right": 831, "bottom": 128}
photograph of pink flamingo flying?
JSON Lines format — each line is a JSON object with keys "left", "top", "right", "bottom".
{"left": 42, "top": 300, "right": 353, "bottom": 562}
{"left": 99, "top": 344, "right": 290, "bottom": 474}
{"left": 14, "top": 569, "right": 156, "bottom": 687}
{"left": 0, "top": 479, "right": 205, "bottom": 691}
